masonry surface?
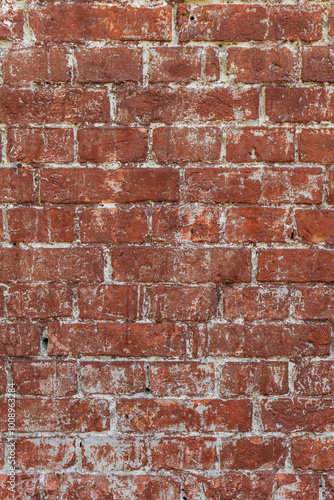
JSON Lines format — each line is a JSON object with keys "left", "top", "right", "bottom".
{"left": 0, "top": 0, "right": 333, "bottom": 498}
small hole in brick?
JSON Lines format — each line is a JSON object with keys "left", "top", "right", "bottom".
{"left": 190, "top": 16, "right": 195, "bottom": 21}
{"left": 42, "top": 338, "right": 48, "bottom": 350}
{"left": 12, "top": 242, "right": 17, "bottom": 247}
{"left": 16, "top": 163, "right": 22, "bottom": 168}
{"left": 291, "top": 230, "right": 294, "bottom": 240}
{"left": 145, "top": 387, "right": 150, "bottom": 393}
{"left": 125, "top": 414, "right": 129, "bottom": 418}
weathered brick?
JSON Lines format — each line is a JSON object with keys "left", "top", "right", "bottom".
{"left": 153, "top": 126, "right": 221, "bottom": 163}
{"left": 193, "top": 323, "right": 330, "bottom": 358}
{"left": 151, "top": 437, "right": 217, "bottom": 471}
{"left": 44, "top": 474, "right": 181, "bottom": 500}
{"left": 268, "top": 6, "right": 322, "bottom": 41}
{"left": 117, "top": 398, "right": 252, "bottom": 433}
{"left": 296, "top": 209, "right": 334, "bottom": 243}
{"left": 12, "top": 360, "right": 77, "bottom": 396}
{"left": 75, "top": 47, "right": 142, "bottom": 83}
{"left": 0, "top": 362, "right": 6, "bottom": 394}
{"left": 0, "top": 474, "right": 39, "bottom": 500}
{"left": 225, "top": 206, "right": 289, "bottom": 243}
{"left": 294, "top": 360, "right": 334, "bottom": 396}
{"left": 302, "top": 46, "right": 334, "bottom": 82}
{"left": 0, "top": 4, "right": 23, "bottom": 41}
{"left": 258, "top": 249, "right": 334, "bottom": 282}
{"left": 0, "top": 167, "right": 34, "bottom": 203}
{"left": 299, "top": 129, "right": 334, "bottom": 164}
{"left": 294, "top": 285, "right": 334, "bottom": 320}
{"left": 8, "top": 127, "right": 74, "bottom": 163}
{"left": 228, "top": 46, "right": 294, "bottom": 83}
{"left": 272, "top": 474, "right": 319, "bottom": 500}
{"left": 79, "top": 206, "right": 148, "bottom": 244}
{"left": 7, "top": 283, "right": 72, "bottom": 319}
{"left": 262, "top": 398, "right": 334, "bottom": 432}
{"left": 150, "top": 362, "right": 215, "bottom": 397}
{"left": 82, "top": 436, "right": 148, "bottom": 472}
{"left": 329, "top": 170, "right": 334, "bottom": 204}
{"left": 113, "top": 246, "right": 251, "bottom": 283}
{"left": 0, "top": 287, "right": 4, "bottom": 317}
{"left": 16, "top": 437, "right": 76, "bottom": 471}
{"left": 7, "top": 207, "right": 75, "bottom": 243}
{"left": 185, "top": 167, "right": 323, "bottom": 204}
{"left": 40, "top": 167, "right": 179, "bottom": 203}
{"left": 0, "top": 323, "right": 41, "bottom": 357}
{"left": 149, "top": 46, "right": 219, "bottom": 83}
{"left": 77, "top": 285, "right": 138, "bottom": 321}
{"left": 227, "top": 127, "right": 295, "bottom": 163}
{"left": 30, "top": 5, "right": 172, "bottom": 42}
{"left": 152, "top": 205, "right": 220, "bottom": 243}
{"left": 220, "top": 362, "right": 289, "bottom": 396}
{"left": 80, "top": 361, "right": 145, "bottom": 395}
{"left": 118, "top": 85, "right": 259, "bottom": 125}
{"left": 78, "top": 127, "right": 148, "bottom": 163}
{"left": 150, "top": 285, "right": 217, "bottom": 322}
{"left": 16, "top": 398, "right": 109, "bottom": 432}
{"left": 0, "top": 86, "right": 109, "bottom": 124}
{"left": 3, "top": 46, "right": 69, "bottom": 84}
{"left": 48, "top": 322, "right": 186, "bottom": 358}
{"left": 223, "top": 285, "right": 290, "bottom": 321}
{"left": 220, "top": 437, "right": 287, "bottom": 470}
{"left": 0, "top": 247, "right": 103, "bottom": 283}
{"left": 292, "top": 436, "right": 334, "bottom": 471}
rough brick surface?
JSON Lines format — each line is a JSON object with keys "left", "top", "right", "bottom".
{"left": 0, "top": 1, "right": 333, "bottom": 498}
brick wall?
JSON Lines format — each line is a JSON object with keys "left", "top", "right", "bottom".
{"left": 0, "top": 0, "right": 333, "bottom": 498}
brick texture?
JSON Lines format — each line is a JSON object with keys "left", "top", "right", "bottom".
{"left": 0, "top": 1, "right": 332, "bottom": 498}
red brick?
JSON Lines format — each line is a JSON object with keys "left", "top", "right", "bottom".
{"left": 294, "top": 285, "right": 334, "bottom": 320}
{"left": 0, "top": 438, "right": 3, "bottom": 469}
{"left": 193, "top": 323, "right": 330, "bottom": 359}
{"left": 272, "top": 474, "right": 319, "bottom": 500}
{"left": 227, "top": 127, "right": 295, "bottom": 163}
{"left": 16, "top": 437, "right": 76, "bottom": 471}
{"left": 0, "top": 247, "right": 103, "bottom": 283}
{"left": 294, "top": 360, "right": 334, "bottom": 396}
{"left": 117, "top": 398, "right": 252, "bottom": 433}
{"left": 0, "top": 323, "right": 41, "bottom": 357}
{"left": 0, "top": 286, "right": 4, "bottom": 317}
{"left": 150, "top": 285, "right": 217, "bottom": 322}
{"left": 268, "top": 6, "right": 322, "bottom": 41}
{"left": 225, "top": 206, "right": 289, "bottom": 243}
{"left": 329, "top": 171, "right": 334, "bottom": 204}
{"left": 223, "top": 285, "right": 290, "bottom": 321}
{"left": 220, "top": 361, "right": 289, "bottom": 396}
{"left": 31, "top": 5, "right": 172, "bottom": 42}
{"left": 78, "top": 127, "right": 148, "bottom": 163}
{"left": 151, "top": 437, "right": 216, "bottom": 471}
{"left": 220, "top": 436, "right": 287, "bottom": 470}
{"left": 80, "top": 361, "right": 145, "bottom": 395}
{"left": 0, "top": 167, "right": 34, "bottom": 203}
{"left": 328, "top": 8, "right": 334, "bottom": 39}
{"left": 258, "top": 249, "right": 334, "bottom": 282}
{"left": 179, "top": 4, "right": 268, "bottom": 42}
{"left": 150, "top": 362, "right": 215, "bottom": 397}
{"left": 0, "top": 86, "right": 109, "bottom": 124}
{"left": 185, "top": 167, "right": 323, "bottom": 205}
{"left": 0, "top": 474, "right": 39, "bottom": 500}
{"left": 113, "top": 246, "right": 251, "bottom": 284}
{"left": 3, "top": 46, "right": 69, "bottom": 84}
{"left": 75, "top": 47, "right": 142, "bottom": 83}
{"left": 153, "top": 126, "right": 221, "bottom": 163}
{"left": 0, "top": 210, "right": 3, "bottom": 241}
{"left": 296, "top": 209, "right": 334, "bottom": 243}
{"left": 8, "top": 127, "right": 74, "bottom": 163}
{"left": 0, "top": 362, "right": 6, "bottom": 394}
{"left": 44, "top": 474, "right": 181, "bottom": 500}
{"left": 292, "top": 436, "right": 334, "bottom": 471}
{"left": 118, "top": 85, "right": 259, "bottom": 125}
{"left": 262, "top": 397, "right": 334, "bottom": 432}
{"left": 302, "top": 46, "right": 334, "bottom": 82}
{"left": 299, "top": 129, "right": 334, "bottom": 164}
{"left": 327, "top": 475, "right": 334, "bottom": 500}
{"left": 79, "top": 206, "right": 148, "bottom": 243}
{"left": 16, "top": 398, "right": 109, "bottom": 432}
{"left": 184, "top": 472, "right": 275, "bottom": 499}
{"left": 152, "top": 205, "right": 219, "bottom": 243}
{"left": 48, "top": 322, "right": 186, "bottom": 358}
{"left": 0, "top": 5, "right": 23, "bottom": 41}
{"left": 7, "top": 283, "right": 72, "bottom": 320}
{"left": 77, "top": 285, "right": 138, "bottom": 321}
{"left": 149, "top": 46, "right": 219, "bottom": 83}
{"left": 12, "top": 360, "right": 77, "bottom": 396}
{"left": 82, "top": 436, "right": 148, "bottom": 472}
{"left": 7, "top": 207, "right": 75, "bottom": 243}
{"left": 228, "top": 46, "right": 294, "bottom": 83}
{"left": 41, "top": 167, "right": 179, "bottom": 203}
{"left": 267, "top": 88, "right": 334, "bottom": 123}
